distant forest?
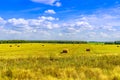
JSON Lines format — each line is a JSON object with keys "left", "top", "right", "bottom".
{"left": 0, "top": 40, "right": 120, "bottom": 44}
{"left": 0, "top": 40, "right": 87, "bottom": 44}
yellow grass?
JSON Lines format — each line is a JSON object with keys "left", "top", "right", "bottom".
{"left": 0, "top": 43, "right": 120, "bottom": 80}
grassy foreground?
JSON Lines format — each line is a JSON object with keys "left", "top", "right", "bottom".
{"left": 0, "top": 43, "right": 120, "bottom": 80}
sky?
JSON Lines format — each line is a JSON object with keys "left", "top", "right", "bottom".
{"left": 0, "top": 0, "right": 120, "bottom": 41}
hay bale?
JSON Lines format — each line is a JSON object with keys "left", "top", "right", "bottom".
{"left": 61, "top": 49, "right": 68, "bottom": 54}
{"left": 49, "top": 56, "right": 54, "bottom": 61}
{"left": 117, "top": 45, "right": 119, "bottom": 47}
{"left": 42, "top": 45, "right": 44, "bottom": 46}
{"left": 9, "top": 45, "right": 12, "bottom": 47}
{"left": 86, "top": 48, "right": 90, "bottom": 52}
{"left": 17, "top": 45, "right": 20, "bottom": 47}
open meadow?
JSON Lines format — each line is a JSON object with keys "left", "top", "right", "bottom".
{"left": 0, "top": 43, "right": 120, "bottom": 80}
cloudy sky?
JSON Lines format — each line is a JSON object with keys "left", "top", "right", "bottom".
{"left": 0, "top": 0, "right": 120, "bottom": 41}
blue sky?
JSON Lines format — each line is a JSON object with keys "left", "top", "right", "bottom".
{"left": 0, "top": 0, "right": 120, "bottom": 41}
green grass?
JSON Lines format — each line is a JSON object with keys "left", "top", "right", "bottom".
{"left": 0, "top": 43, "right": 120, "bottom": 80}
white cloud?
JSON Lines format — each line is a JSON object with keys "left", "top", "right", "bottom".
{"left": 45, "top": 9, "right": 56, "bottom": 14}
{"left": 55, "top": 2, "right": 61, "bottom": 7}
{"left": 0, "top": 16, "right": 61, "bottom": 40}
{"left": 0, "top": 13, "right": 119, "bottom": 41}
{"left": 60, "top": 20, "right": 93, "bottom": 34}
{"left": 31, "top": 0, "right": 56, "bottom": 5}
{"left": 1, "top": 7, "right": 120, "bottom": 40}
{"left": 0, "top": 17, "right": 6, "bottom": 26}
{"left": 31, "top": 0, "right": 61, "bottom": 7}
{"left": 8, "top": 18, "right": 28, "bottom": 26}
{"left": 83, "top": 14, "right": 120, "bottom": 31}
{"left": 53, "top": 7, "right": 120, "bottom": 41}
{"left": 39, "top": 16, "right": 58, "bottom": 21}
{"left": 0, "top": 16, "right": 60, "bottom": 36}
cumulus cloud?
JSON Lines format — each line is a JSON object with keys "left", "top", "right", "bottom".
{"left": 1, "top": 7, "right": 120, "bottom": 40}
{"left": 31, "top": 0, "right": 61, "bottom": 7}
{"left": 0, "top": 17, "right": 6, "bottom": 26}
{"left": 55, "top": 7, "right": 120, "bottom": 41}
{"left": 8, "top": 18, "right": 28, "bottom": 26}
{"left": 39, "top": 16, "right": 58, "bottom": 21}
{"left": 54, "top": 2, "right": 61, "bottom": 7}
{"left": 61, "top": 21, "right": 93, "bottom": 34}
{"left": 80, "top": 14, "right": 120, "bottom": 32}
{"left": 0, "top": 13, "right": 119, "bottom": 41}
{"left": 74, "top": 12, "right": 120, "bottom": 41}
{"left": 0, "top": 16, "right": 60, "bottom": 40}
{"left": 45, "top": 9, "right": 56, "bottom": 14}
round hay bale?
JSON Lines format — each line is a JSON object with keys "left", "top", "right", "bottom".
{"left": 117, "top": 45, "right": 119, "bottom": 47}
{"left": 17, "top": 45, "right": 20, "bottom": 47}
{"left": 61, "top": 49, "right": 68, "bottom": 54}
{"left": 42, "top": 45, "right": 44, "bottom": 46}
{"left": 9, "top": 45, "right": 12, "bottom": 47}
{"left": 86, "top": 48, "right": 90, "bottom": 52}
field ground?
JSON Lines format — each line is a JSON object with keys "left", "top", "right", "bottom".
{"left": 0, "top": 43, "right": 120, "bottom": 80}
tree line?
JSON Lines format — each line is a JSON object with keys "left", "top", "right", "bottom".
{"left": 0, "top": 40, "right": 120, "bottom": 44}
{"left": 0, "top": 40, "right": 87, "bottom": 44}
{"left": 104, "top": 41, "right": 120, "bottom": 44}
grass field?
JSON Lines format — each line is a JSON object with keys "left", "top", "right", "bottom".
{"left": 0, "top": 43, "right": 120, "bottom": 80}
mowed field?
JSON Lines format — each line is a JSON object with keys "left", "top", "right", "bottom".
{"left": 0, "top": 43, "right": 120, "bottom": 80}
